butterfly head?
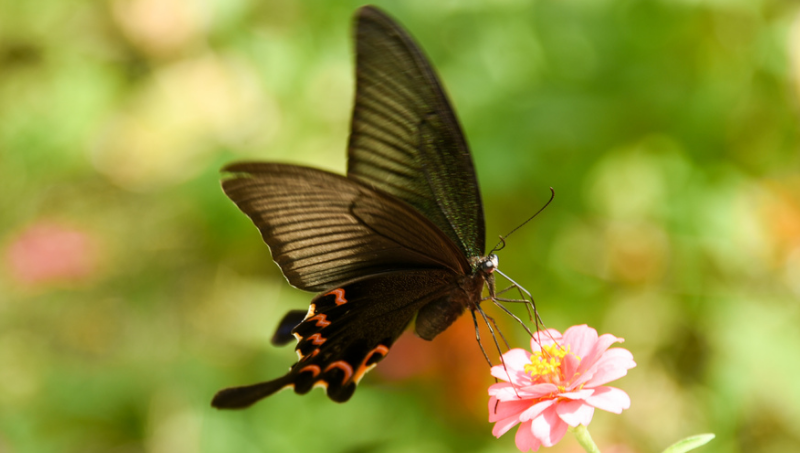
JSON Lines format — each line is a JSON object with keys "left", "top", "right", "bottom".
{"left": 479, "top": 254, "right": 499, "bottom": 274}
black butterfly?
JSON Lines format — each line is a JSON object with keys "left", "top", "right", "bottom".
{"left": 212, "top": 5, "right": 531, "bottom": 409}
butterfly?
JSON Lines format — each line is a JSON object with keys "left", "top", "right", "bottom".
{"left": 212, "top": 5, "right": 533, "bottom": 409}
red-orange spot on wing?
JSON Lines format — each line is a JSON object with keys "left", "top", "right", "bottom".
{"left": 324, "top": 361, "right": 354, "bottom": 383}
{"left": 308, "top": 314, "right": 331, "bottom": 327}
{"left": 325, "top": 288, "right": 347, "bottom": 305}
{"left": 301, "top": 348, "right": 320, "bottom": 362}
{"left": 299, "top": 365, "right": 321, "bottom": 378}
{"left": 306, "top": 333, "right": 326, "bottom": 345}
{"left": 354, "top": 345, "right": 390, "bottom": 383}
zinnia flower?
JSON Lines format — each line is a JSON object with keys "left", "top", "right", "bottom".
{"left": 488, "top": 325, "right": 636, "bottom": 452}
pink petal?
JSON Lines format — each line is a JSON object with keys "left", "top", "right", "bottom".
{"left": 492, "top": 349, "right": 532, "bottom": 385}
{"left": 490, "top": 383, "right": 559, "bottom": 401}
{"left": 582, "top": 349, "right": 636, "bottom": 388}
{"left": 493, "top": 413, "right": 523, "bottom": 438}
{"left": 559, "top": 388, "right": 594, "bottom": 400}
{"left": 519, "top": 399, "right": 556, "bottom": 422}
{"left": 555, "top": 399, "right": 595, "bottom": 426}
{"left": 577, "top": 333, "right": 624, "bottom": 374}
{"left": 489, "top": 397, "right": 531, "bottom": 422}
{"left": 517, "top": 383, "right": 560, "bottom": 399}
{"left": 531, "top": 405, "right": 569, "bottom": 447}
{"left": 583, "top": 364, "right": 633, "bottom": 388}
{"left": 515, "top": 421, "right": 540, "bottom": 452}
{"left": 489, "top": 383, "right": 518, "bottom": 400}
{"left": 571, "top": 368, "right": 596, "bottom": 389}
{"left": 562, "top": 352, "right": 581, "bottom": 380}
{"left": 584, "top": 386, "right": 631, "bottom": 413}
{"left": 501, "top": 348, "right": 534, "bottom": 369}
{"left": 562, "top": 325, "right": 598, "bottom": 359}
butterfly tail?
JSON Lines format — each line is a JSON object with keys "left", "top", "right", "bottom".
{"left": 211, "top": 375, "right": 293, "bottom": 409}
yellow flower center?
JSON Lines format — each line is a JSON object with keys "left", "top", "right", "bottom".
{"left": 524, "top": 344, "right": 580, "bottom": 389}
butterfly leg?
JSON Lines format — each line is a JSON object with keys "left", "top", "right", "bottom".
{"left": 490, "top": 300, "right": 533, "bottom": 338}
{"left": 474, "top": 304, "right": 522, "bottom": 398}
{"left": 483, "top": 279, "right": 536, "bottom": 322}
{"left": 482, "top": 312, "right": 511, "bottom": 350}
{"left": 475, "top": 304, "right": 507, "bottom": 363}
{"left": 494, "top": 269, "right": 534, "bottom": 305}
{"left": 469, "top": 309, "right": 493, "bottom": 367}
{"left": 482, "top": 280, "right": 539, "bottom": 337}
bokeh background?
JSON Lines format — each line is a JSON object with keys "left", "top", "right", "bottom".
{"left": 2, "top": 0, "right": 799, "bottom": 452}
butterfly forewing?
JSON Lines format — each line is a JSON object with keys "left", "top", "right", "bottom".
{"left": 222, "top": 162, "right": 468, "bottom": 292}
{"left": 348, "top": 7, "right": 485, "bottom": 260}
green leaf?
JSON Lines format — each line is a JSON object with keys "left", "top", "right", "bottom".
{"left": 662, "top": 434, "right": 716, "bottom": 453}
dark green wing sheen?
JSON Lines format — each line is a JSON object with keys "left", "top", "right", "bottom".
{"left": 347, "top": 6, "right": 486, "bottom": 259}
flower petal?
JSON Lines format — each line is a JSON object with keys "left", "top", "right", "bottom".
{"left": 562, "top": 324, "right": 598, "bottom": 359}
{"left": 531, "top": 405, "right": 569, "bottom": 447}
{"left": 517, "top": 383, "right": 560, "bottom": 399}
{"left": 519, "top": 399, "right": 557, "bottom": 422}
{"left": 584, "top": 386, "right": 631, "bottom": 413}
{"left": 562, "top": 352, "right": 581, "bottom": 382}
{"left": 577, "top": 333, "right": 624, "bottom": 374}
{"left": 493, "top": 412, "right": 523, "bottom": 438}
{"left": 489, "top": 383, "right": 517, "bottom": 399}
{"left": 492, "top": 349, "right": 532, "bottom": 385}
{"left": 556, "top": 399, "right": 595, "bottom": 426}
{"left": 581, "top": 349, "right": 636, "bottom": 388}
{"left": 559, "top": 388, "right": 594, "bottom": 400}
{"left": 489, "top": 397, "right": 532, "bottom": 422}
{"left": 515, "top": 421, "right": 540, "bottom": 452}
{"left": 490, "top": 382, "right": 560, "bottom": 401}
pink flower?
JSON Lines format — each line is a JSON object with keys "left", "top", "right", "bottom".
{"left": 488, "top": 325, "right": 636, "bottom": 452}
{"left": 5, "top": 222, "right": 99, "bottom": 286}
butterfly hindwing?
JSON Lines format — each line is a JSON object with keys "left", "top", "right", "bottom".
{"left": 348, "top": 7, "right": 486, "bottom": 260}
{"left": 211, "top": 269, "right": 458, "bottom": 408}
{"left": 271, "top": 310, "right": 307, "bottom": 346}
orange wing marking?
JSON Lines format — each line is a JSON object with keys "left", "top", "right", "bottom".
{"left": 324, "top": 361, "right": 354, "bottom": 384}
{"left": 306, "top": 333, "right": 326, "bottom": 345}
{"left": 308, "top": 314, "right": 331, "bottom": 327}
{"left": 301, "top": 348, "right": 320, "bottom": 362}
{"left": 325, "top": 288, "right": 348, "bottom": 305}
{"left": 299, "top": 365, "right": 321, "bottom": 378}
{"left": 354, "top": 345, "right": 390, "bottom": 384}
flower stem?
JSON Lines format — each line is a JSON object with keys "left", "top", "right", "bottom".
{"left": 570, "top": 425, "right": 601, "bottom": 453}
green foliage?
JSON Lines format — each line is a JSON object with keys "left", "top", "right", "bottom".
{"left": 663, "top": 434, "right": 716, "bottom": 453}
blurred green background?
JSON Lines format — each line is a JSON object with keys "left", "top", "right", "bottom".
{"left": 2, "top": 0, "right": 799, "bottom": 452}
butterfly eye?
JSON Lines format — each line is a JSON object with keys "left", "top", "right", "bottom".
{"left": 481, "top": 254, "right": 499, "bottom": 273}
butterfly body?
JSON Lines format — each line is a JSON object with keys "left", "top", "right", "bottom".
{"left": 213, "top": 6, "right": 501, "bottom": 409}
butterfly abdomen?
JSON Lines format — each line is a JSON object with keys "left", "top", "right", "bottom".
{"left": 414, "top": 272, "right": 485, "bottom": 340}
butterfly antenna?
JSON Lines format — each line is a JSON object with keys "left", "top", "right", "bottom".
{"left": 490, "top": 187, "right": 555, "bottom": 255}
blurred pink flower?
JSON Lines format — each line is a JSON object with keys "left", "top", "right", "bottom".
{"left": 5, "top": 222, "right": 99, "bottom": 286}
{"left": 488, "top": 325, "right": 635, "bottom": 452}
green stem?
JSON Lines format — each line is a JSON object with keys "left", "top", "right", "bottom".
{"left": 569, "top": 425, "right": 601, "bottom": 453}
